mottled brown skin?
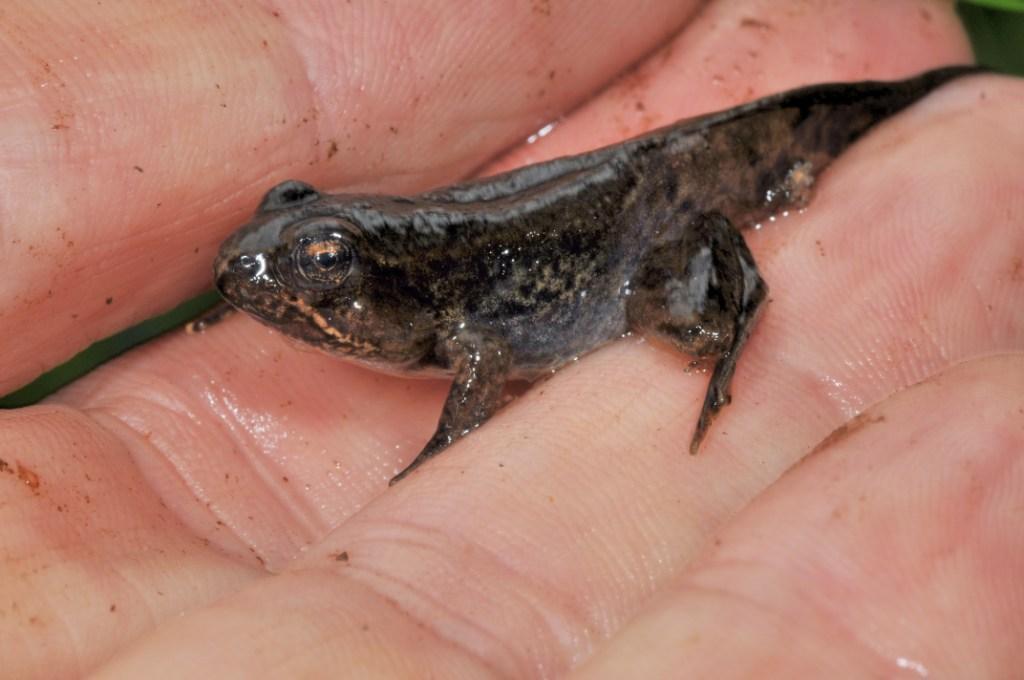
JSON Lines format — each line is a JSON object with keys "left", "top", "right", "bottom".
{"left": 207, "top": 66, "right": 982, "bottom": 485}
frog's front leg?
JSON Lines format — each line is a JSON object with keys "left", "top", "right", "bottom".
{"left": 627, "top": 212, "right": 767, "bottom": 454}
{"left": 185, "top": 301, "right": 236, "bottom": 333}
{"left": 389, "top": 329, "right": 512, "bottom": 486}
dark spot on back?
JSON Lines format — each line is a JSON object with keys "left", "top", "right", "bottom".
{"left": 662, "top": 172, "right": 679, "bottom": 203}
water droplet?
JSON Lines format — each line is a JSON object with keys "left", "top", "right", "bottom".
{"left": 895, "top": 657, "right": 929, "bottom": 677}
{"left": 526, "top": 121, "right": 558, "bottom": 144}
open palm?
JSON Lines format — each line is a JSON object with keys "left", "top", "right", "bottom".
{"left": 2, "top": 1, "right": 1022, "bottom": 677}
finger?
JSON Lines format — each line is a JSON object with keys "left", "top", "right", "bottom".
{"left": 485, "top": 0, "right": 975, "bottom": 172}
{"left": 0, "top": 406, "right": 261, "bottom": 679}
{"left": 737, "top": 70, "right": 1024, "bottom": 457}
{"left": 571, "top": 356, "right": 1024, "bottom": 678}
{"left": 0, "top": 0, "right": 701, "bottom": 393}
{"left": 59, "top": 321, "right": 450, "bottom": 568}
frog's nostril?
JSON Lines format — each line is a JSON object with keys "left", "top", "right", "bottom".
{"left": 228, "top": 252, "right": 269, "bottom": 281}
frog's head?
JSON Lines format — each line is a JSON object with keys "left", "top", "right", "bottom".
{"left": 214, "top": 180, "right": 435, "bottom": 368}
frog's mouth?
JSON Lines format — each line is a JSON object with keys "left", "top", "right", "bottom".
{"left": 214, "top": 251, "right": 381, "bottom": 359}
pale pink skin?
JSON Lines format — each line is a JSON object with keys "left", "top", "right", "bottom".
{"left": 1, "top": 1, "right": 1023, "bottom": 677}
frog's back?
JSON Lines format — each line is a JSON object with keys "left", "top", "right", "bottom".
{"left": 367, "top": 158, "right": 641, "bottom": 375}
{"left": 419, "top": 64, "right": 985, "bottom": 240}
{"left": 337, "top": 66, "right": 985, "bottom": 375}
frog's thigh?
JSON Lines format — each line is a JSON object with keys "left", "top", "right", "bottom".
{"left": 627, "top": 212, "right": 767, "bottom": 452}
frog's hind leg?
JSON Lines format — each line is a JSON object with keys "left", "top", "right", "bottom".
{"left": 627, "top": 212, "right": 767, "bottom": 454}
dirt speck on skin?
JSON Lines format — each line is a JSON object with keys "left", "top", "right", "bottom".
{"left": 248, "top": 547, "right": 266, "bottom": 566}
{"left": 51, "top": 109, "right": 72, "bottom": 130}
{"left": 739, "top": 16, "right": 774, "bottom": 31}
{"left": 105, "top": 297, "right": 113, "bottom": 305}
{"left": 1010, "top": 256, "right": 1023, "bottom": 282}
{"left": 327, "top": 139, "right": 339, "bottom": 159}
{"left": 333, "top": 551, "right": 349, "bottom": 563}
{"left": 16, "top": 462, "right": 41, "bottom": 492}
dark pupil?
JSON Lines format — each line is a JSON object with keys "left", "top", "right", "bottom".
{"left": 314, "top": 250, "right": 339, "bottom": 269}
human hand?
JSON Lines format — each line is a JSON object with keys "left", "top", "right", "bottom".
{"left": 2, "top": 1, "right": 1022, "bottom": 677}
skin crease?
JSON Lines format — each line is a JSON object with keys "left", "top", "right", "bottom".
{"left": 0, "top": 1, "right": 1022, "bottom": 678}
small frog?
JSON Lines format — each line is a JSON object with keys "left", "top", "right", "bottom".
{"left": 205, "top": 66, "right": 981, "bottom": 485}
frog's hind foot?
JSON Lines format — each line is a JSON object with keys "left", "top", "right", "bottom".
{"left": 627, "top": 211, "right": 767, "bottom": 453}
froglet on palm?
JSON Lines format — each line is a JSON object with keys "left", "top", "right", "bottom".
{"left": 203, "top": 65, "right": 983, "bottom": 485}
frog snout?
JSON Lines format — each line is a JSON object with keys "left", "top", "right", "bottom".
{"left": 216, "top": 252, "right": 265, "bottom": 280}
{"left": 214, "top": 252, "right": 273, "bottom": 306}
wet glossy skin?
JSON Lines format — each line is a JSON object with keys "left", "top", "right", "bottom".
{"left": 208, "top": 66, "right": 980, "bottom": 485}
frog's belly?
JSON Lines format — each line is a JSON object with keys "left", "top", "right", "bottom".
{"left": 485, "top": 296, "right": 630, "bottom": 379}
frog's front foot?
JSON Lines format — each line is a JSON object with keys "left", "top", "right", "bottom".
{"left": 388, "top": 328, "right": 511, "bottom": 486}
{"left": 185, "top": 301, "right": 236, "bottom": 333}
{"left": 627, "top": 212, "right": 767, "bottom": 453}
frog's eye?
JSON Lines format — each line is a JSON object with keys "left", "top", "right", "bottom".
{"left": 258, "top": 180, "right": 320, "bottom": 212}
{"left": 293, "top": 233, "right": 353, "bottom": 288}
